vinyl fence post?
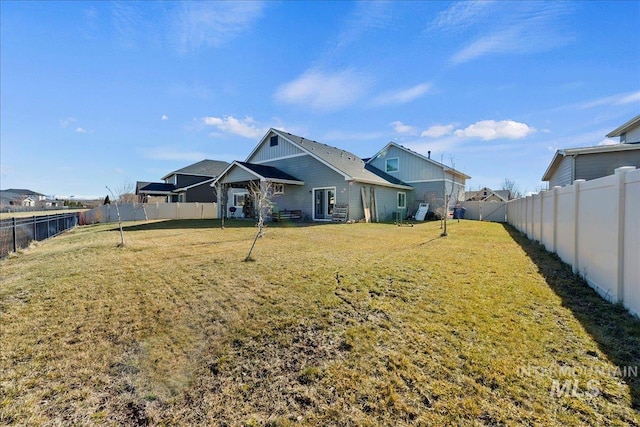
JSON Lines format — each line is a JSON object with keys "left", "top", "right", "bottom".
{"left": 12, "top": 217, "right": 17, "bottom": 253}
{"left": 572, "top": 180, "right": 585, "bottom": 275}
{"left": 615, "top": 166, "right": 635, "bottom": 303}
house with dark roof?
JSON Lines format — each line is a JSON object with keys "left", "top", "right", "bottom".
{"left": 136, "top": 159, "right": 229, "bottom": 203}
{"left": 465, "top": 187, "right": 510, "bottom": 202}
{"left": 212, "top": 129, "right": 470, "bottom": 222}
{"left": 542, "top": 114, "right": 640, "bottom": 187}
{"left": 367, "top": 142, "right": 470, "bottom": 213}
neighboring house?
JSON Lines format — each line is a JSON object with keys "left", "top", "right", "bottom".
{"left": 367, "top": 142, "right": 470, "bottom": 212}
{"left": 212, "top": 129, "right": 470, "bottom": 222}
{"left": 465, "top": 187, "right": 509, "bottom": 202}
{"left": 542, "top": 114, "right": 640, "bottom": 187}
{"left": 136, "top": 159, "right": 229, "bottom": 203}
{"left": 0, "top": 189, "right": 46, "bottom": 207}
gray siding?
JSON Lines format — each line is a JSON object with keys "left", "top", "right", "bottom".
{"left": 261, "top": 155, "right": 348, "bottom": 220}
{"left": 549, "top": 156, "right": 573, "bottom": 187}
{"left": 369, "top": 145, "right": 446, "bottom": 182}
{"left": 347, "top": 184, "right": 401, "bottom": 221}
{"left": 575, "top": 150, "right": 640, "bottom": 181}
{"left": 407, "top": 181, "right": 445, "bottom": 212}
{"left": 248, "top": 132, "right": 304, "bottom": 163}
{"left": 185, "top": 182, "right": 217, "bottom": 202}
{"left": 176, "top": 174, "right": 209, "bottom": 188}
{"left": 225, "top": 166, "right": 257, "bottom": 182}
{"left": 625, "top": 125, "right": 640, "bottom": 143}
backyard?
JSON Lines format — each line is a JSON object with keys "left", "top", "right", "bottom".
{"left": 1, "top": 219, "right": 639, "bottom": 425}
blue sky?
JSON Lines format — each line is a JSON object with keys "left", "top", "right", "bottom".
{"left": 1, "top": 1, "right": 639, "bottom": 199}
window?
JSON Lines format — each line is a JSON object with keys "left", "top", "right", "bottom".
{"left": 270, "top": 135, "right": 279, "bottom": 147}
{"left": 397, "top": 192, "right": 406, "bottom": 209}
{"left": 273, "top": 183, "right": 285, "bottom": 194}
{"left": 386, "top": 158, "right": 399, "bottom": 173}
{"left": 234, "top": 193, "right": 246, "bottom": 206}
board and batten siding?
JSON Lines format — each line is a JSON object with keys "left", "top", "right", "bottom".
{"left": 347, "top": 183, "right": 401, "bottom": 222}
{"left": 369, "top": 145, "right": 447, "bottom": 182}
{"left": 575, "top": 150, "right": 640, "bottom": 182}
{"left": 224, "top": 166, "right": 258, "bottom": 183}
{"left": 248, "top": 132, "right": 304, "bottom": 163}
{"left": 549, "top": 156, "right": 574, "bottom": 187}
{"left": 624, "top": 126, "right": 640, "bottom": 143}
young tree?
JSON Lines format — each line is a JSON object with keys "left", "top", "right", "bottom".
{"left": 245, "top": 180, "right": 277, "bottom": 261}
{"left": 106, "top": 186, "right": 125, "bottom": 247}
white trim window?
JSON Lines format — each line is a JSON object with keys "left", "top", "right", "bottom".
{"left": 386, "top": 158, "right": 399, "bottom": 173}
{"left": 397, "top": 192, "right": 406, "bottom": 209}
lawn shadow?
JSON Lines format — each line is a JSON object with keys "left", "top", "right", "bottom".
{"left": 502, "top": 223, "right": 640, "bottom": 409}
{"left": 105, "top": 218, "right": 329, "bottom": 233}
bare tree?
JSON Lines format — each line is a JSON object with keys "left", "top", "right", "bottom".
{"left": 106, "top": 186, "right": 125, "bottom": 247}
{"left": 501, "top": 178, "right": 522, "bottom": 200}
{"left": 245, "top": 180, "right": 277, "bottom": 261}
{"left": 116, "top": 179, "right": 137, "bottom": 204}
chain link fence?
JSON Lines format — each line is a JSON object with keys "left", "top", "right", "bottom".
{"left": 0, "top": 212, "right": 80, "bottom": 259}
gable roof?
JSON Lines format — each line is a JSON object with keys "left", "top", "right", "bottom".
{"left": 367, "top": 142, "right": 471, "bottom": 180}
{"left": 211, "top": 161, "right": 305, "bottom": 187}
{"left": 1, "top": 188, "right": 45, "bottom": 196}
{"left": 161, "top": 159, "right": 229, "bottom": 180}
{"left": 136, "top": 182, "right": 176, "bottom": 195}
{"left": 542, "top": 143, "right": 640, "bottom": 181}
{"left": 251, "top": 129, "right": 413, "bottom": 190}
{"left": 235, "top": 161, "right": 304, "bottom": 184}
{"left": 606, "top": 114, "right": 640, "bottom": 138}
{"left": 465, "top": 187, "right": 509, "bottom": 202}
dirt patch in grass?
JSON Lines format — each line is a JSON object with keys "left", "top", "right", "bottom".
{"left": 1, "top": 219, "right": 639, "bottom": 425}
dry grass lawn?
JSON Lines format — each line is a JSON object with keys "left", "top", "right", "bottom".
{"left": 1, "top": 219, "right": 639, "bottom": 426}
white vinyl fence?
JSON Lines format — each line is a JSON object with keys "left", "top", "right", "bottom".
{"left": 82, "top": 202, "right": 218, "bottom": 224}
{"left": 507, "top": 167, "right": 640, "bottom": 316}
{"left": 461, "top": 201, "right": 508, "bottom": 222}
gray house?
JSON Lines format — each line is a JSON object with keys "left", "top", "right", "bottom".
{"left": 136, "top": 159, "right": 229, "bottom": 203}
{"left": 212, "top": 129, "right": 470, "bottom": 222}
{"left": 367, "top": 142, "right": 470, "bottom": 215}
{"left": 542, "top": 114, "right": 640, "bottom": 187}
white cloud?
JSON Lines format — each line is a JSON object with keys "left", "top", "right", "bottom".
{"left": 274, "top": 68, "right": 372, "bottom": 111}
{"left": 577, "top": 91, "right": 640, "bottom": 109}
{"left": 390, "top": 121, "right": 417, "bottom": 135}
{"left": 174, "top": 1, "right": 264, "bottom": 53}
{"left": 421, "top": 124, "right": 454, "bottom": 138}
{"left": 161, "top": 114, "right": 169, "bottom": 121}
{"left": 598, "top": 138, "right": 618, "bottom": 146}
{"left": 448, "top": 3, "right": 573, "bottom": 65}
{"left": 454, "top": 120, "right": 535, "bottom": 140}
{"left": 373, "top": 83, "right": 431, "bottom": 106}
{"left": 430, "top": 1, "right": 495, "bottom": 33}
{"left": 202, "top": 115, "right": 267, "bottom": 139}
{"left": 60, "top": 117, "right": 77, "bottom": 128}
{"left": 115, "top": 168, "right": 125, "bottom": 174}
{"left": 75, "top": 127, "right": 87, "bottom": 133}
